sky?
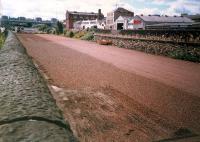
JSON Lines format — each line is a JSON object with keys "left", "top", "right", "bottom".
{"left": 1, "top": 0, "right": 200, "bottom": 20}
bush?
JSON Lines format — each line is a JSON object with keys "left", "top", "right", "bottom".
{"left": 33, "top": 24, "right": 56, "bottom": 34}
{"left": 65, "top": 31, "right": 74, "bottom": 38}
{"left": 81, "top": 32, "right": 94, "bottom": 41}
{"left": 38, "top": 24, "right": 49, "bottom": 32}
{"left": 74, "top": 31, "right": 86, "bottom": 38}
{"left": 69, "top": 31, "right": 74, "bottom": 37}
{"left": 168, "top": 47, "right": 200, "bottom": 62}
{"left": 63, "top": 29, "right": 67, "bottom": 36}
{"left": 56, "top": 21, "right": 64, "bottom": 35}
{"left": 50, "top": 28, "right": 56, "bottom": 34}
{"left": 94, "top": 29, "right": 111, "bottom": 34}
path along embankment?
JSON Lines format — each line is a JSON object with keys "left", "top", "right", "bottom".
{"left": 0, "top": 32, "right": 77, "bottom": 141}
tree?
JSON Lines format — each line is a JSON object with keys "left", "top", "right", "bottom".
{"left": 38, "top": 24, "right": 48, "bottom": 32}
{"left": 27, "top": 22, "right": 33, "bottom": 28}
{"left": 56, "top": 21, "right": 63, "bottom": 35}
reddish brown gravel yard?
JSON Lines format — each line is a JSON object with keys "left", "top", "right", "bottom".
{"left": 17, "top": 34, "right": 200, "bottom": 142}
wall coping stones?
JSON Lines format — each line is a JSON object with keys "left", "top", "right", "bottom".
{"left": 94, "top": 34, "right": 200, "bottom": 46}
{"left": 0, "top": 32, "right": 78, "bottom": 141}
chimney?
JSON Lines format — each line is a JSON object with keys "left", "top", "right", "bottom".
{"left": 97, "top": 9, "right": 102, "bottom": 20}
{"left": 98, "top": 9, "right": 101, "bottom": 15}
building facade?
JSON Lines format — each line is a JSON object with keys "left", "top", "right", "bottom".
{"left": 181, "top": 14, "right": 200, "bottom": 22}
{"left": 106, "top": 7, "right": 134, "bottom": 30}
{"left": 35, "top": 17, "right": 42, "bottom": 22}
{"left": 65, "top": 9, "right": 104, "bottom": 29}
{"left": 72, "top": 19, "right": 106, "bottom": 30}
{"left": 115, "top": 16, "right": 133, "bottom": 30}
{"left": 132, "top": 15, "right": 194, "bottom": 30}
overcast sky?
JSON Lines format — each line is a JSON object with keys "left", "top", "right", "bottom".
{"left": 1, "top": 0, "right": 200, "bottom": 20}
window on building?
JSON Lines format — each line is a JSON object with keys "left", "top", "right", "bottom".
{"left": 82, "top": 22, "right": 89, "bottom": 24}
{"left": 90, "top": 21, "right": 97, "bottom": 24}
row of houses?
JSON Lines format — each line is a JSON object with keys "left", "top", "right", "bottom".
{"left": 65, "top": 7, "right": 199, "bottom": 30}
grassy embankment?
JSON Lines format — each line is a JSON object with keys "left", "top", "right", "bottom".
{"left": 63, "top": 30, "right": 94, "bottom": 41}
{"left": 0, "top": 32, "right": 6, "bottom": 48}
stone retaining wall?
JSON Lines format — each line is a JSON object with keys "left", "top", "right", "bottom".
{"left": 0, "top": 32, "right": 77, "bottom": 141}
{"left": 119, "top": 30, "right": 200, "bottom": 43}
{"left": 94, "top": 34, "right": 200, "bottom": 62}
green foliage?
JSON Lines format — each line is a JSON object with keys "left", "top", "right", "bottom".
{"left": 64, "top": 30, "right": 94, "bottom": 40}
{"left": 36, "top": 24, "right": 50, "bottom": 33}
{"left": 39, "top": 25, "right": 48, "bottom": 31}
{"left": 73, "top": 31, "right": 86, "bottom": 38}
{"left": 63, "top": 29, "right": 67, "bottom": 35}
{"left": 93, "top": 29, "right": 111, "bottom": 34}
{"left": 0, "top": 36, "right": 4, "bottom": 48}
{"left": 89, "top": 27, "right": 97, "bottom": 32}
{"left": 69, "top": 31, "right": 74, "bottom": 37}
{"left": 27, "top": 22, "right": 33, "bottom": 28}
{"left": 65, "top": 31, "right": 74, "bottom": 38}
{"left": 56, "top": 21, "right": 64, "bottom": 35}
{"left": 0, "top": 32, "right": 6, "bottom": 49}
{"left": 169, "top": 48, "right": 200, "bottom": 62}
{"left": 80, "top": 32, "right": 94, "bottom": 41}
{"left": 34, "top": 24, "right": 59, "bottom": 34}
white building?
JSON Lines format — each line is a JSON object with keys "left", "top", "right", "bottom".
{"left": 115, "top": 16, "right": 133, "bottom": 30}
{"left": 127, "top": 19, "right": 134, "bottom": 29}
{"left": 132, "top": 15, "right": 194, "bottom": 30}
{"left": 73, "top": 19, "right": 106, "bottom": 30}
{"left": 106, "top": 7, "right": 134, "bottom": 30}
{"left": 81, "top": 20, "right": 96, "bottom": 29}
{"left": 97, "top": 20, "right": 106, "bottom": 29}
{"left": 73, "top": 21, "right": 82, "bottom": 30}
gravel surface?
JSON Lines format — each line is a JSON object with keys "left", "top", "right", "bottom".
{"left": 17, "top": 34, "right": 200, "bottom": 142}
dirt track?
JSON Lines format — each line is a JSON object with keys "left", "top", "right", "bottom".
{"left": 17, "top": 34, "right": 200, "bottom": 142}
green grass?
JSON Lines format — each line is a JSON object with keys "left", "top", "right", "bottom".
{"left": 80, "top": 32, "right": 94, "bottom": 41}
{"left": 0, "top": 33, "right": 6, "bottom": 48}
